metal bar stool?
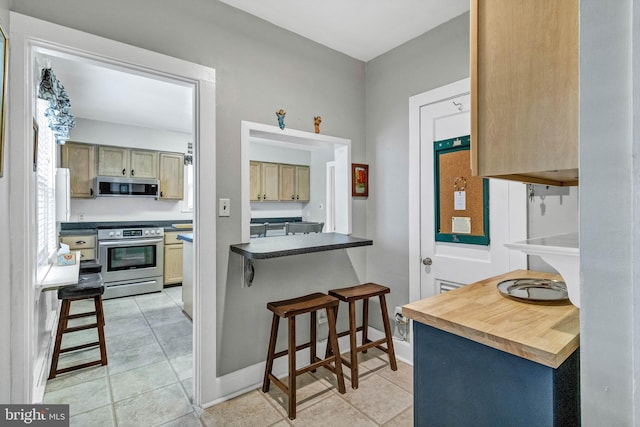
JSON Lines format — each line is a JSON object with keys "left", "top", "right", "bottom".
{"left": 262, "top": 292, "right": 346, "bottom": 420}
{"left": 48, "top": 273, "right": 108, "bottom": 379}
{"left": 328, "top": 283, "right": 397, "bottom": 389}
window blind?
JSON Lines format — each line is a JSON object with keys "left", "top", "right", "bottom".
{"left": 184, "top": 164, "right": 194, "bottom": 212}
{"left": 36, "top": 98, "right": 57, "bottom": 277}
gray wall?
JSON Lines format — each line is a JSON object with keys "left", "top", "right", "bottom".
{"left": 12, "top": 0, "right": 366, "bottom": 375}
{"left": 527, "top": 185, "right": 579, "bottom": 272}
{"left": 580, "top": 0, "right": 636, "bottom": 424}
{"left": 364, "top": 13, "right": 470, "bottom": 318}
{"left": 0, "top": 0, "right": 10, "bottom": 404}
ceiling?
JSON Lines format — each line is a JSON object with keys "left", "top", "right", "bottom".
{"left": 218, "top": 0, "right": 469, "bottom": 62}
{"left": 44, "top": 56, "right": 195, "bottom": 134}
{"left": 43, "top": 1, "right": 469, "bottom": 134}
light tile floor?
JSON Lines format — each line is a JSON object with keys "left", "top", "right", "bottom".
{"left": 44, "top": 287, "right": 413, "bottom": 426}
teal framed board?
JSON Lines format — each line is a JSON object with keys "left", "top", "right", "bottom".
{"left": 434, "top": 135, "right": 489, "bottom": 245}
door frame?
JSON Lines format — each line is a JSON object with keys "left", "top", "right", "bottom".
{"left": 408, "top": 78, "right": 471, "bottom": 304}
{"left": 409, "top": 78, "right": 526, "bottom": 304}
{"left": 9, "top": 12, "right": 216, "bottom": 405}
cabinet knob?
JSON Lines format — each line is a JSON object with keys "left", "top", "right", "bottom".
{"left": 296, "top": 195, "right": 299, "bottom": 200}
{"left": 90, "top": 188, "right": 94, "bottom": 197}
{"left": 160, "top": 191, "right": 163, "bottom": 197}
{"left": 264, "top": 194, "right": 266, "bottom": 200}
{"left": 423, "top": 257, "right": 433, "bottom": 266}
{"left": 257, "top": 194, "right": 262, "bottom": 200}
{"left": 291, "top": 195, "right": 295, "bottom": 200}
{"left": 122, "top": 168, "right": 126, "bottom": 175}
{"left": 131, "top": 169, "right": 135, "bottom": 177}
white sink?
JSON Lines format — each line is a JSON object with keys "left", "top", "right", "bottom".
{"left": 505, "top": 232, "right": 580, "bottom": 307}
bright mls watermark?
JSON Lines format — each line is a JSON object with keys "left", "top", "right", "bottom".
{"left": 1, "top": 405, "right": 69, "bottom": 426}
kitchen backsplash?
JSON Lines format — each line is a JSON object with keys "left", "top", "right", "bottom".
{"left": 70, "top": 197, "right": 192, "bottom": 222}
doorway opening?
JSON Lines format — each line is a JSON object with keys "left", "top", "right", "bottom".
{"left": 10, "top": 12, "right": 216, "bottom": 406}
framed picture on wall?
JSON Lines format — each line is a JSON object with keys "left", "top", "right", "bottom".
{"left": 352, "top": 163, "right": 369, "bottom": 197}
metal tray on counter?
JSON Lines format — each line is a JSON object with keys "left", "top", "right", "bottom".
{"left": 497, "top": 278, "right": 569, "bottom": 304}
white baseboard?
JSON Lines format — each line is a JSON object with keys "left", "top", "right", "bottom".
{"left": 201, "top": 327, "right": 412, "bottom": 409}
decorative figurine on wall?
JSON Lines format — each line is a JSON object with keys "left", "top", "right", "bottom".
{"left": 314, "top": 116, "right": 322, "bottom": 133}
{"left": 276, "top": 109, "right": 286, "bottom": 130}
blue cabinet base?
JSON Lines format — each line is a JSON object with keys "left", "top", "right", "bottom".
{"left": 413, "top": 323, "right": 579, "bottom": 427}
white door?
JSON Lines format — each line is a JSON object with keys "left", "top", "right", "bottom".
{"left": 417, "top": 86, "right": 526, "bottom": 298}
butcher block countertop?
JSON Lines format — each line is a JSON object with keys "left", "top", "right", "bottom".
{"left": 402, "top": 269, "right": 580, "bottom": 368}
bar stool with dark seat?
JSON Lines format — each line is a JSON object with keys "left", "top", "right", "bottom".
{"left": 48, "top": 272, "right": 108, "bottom": 379}
{"left": 328, "top": 283, "right": 397, "bottom": 389}
{"left": 262, "top": 292, "right": 346, "bottom": 420}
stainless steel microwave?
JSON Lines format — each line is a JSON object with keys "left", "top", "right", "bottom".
{"left": 96, "top": 176, "right": 159, "bottom": 198}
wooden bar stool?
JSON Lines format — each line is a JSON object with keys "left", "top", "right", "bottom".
{"left": 262, "top": 292, "right": 346, "bottom": 420}
{"left": 49, "top": 274, "right": 108, "bottom": 379}
{"left": 328, "top": 283, "right": 397, "bottom": 389}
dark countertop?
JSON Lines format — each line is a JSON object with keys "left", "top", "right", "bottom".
{"left": 177, "top": 233, "right": 193, "bottom": 243}
{"left": 230, "top": 233, "right": 373, "bottom": 260}
{"left": 60, "top": 220, "right": 192, "bottom": 235}
{"left": 250, "top": 217, "right": 302, "bottom": 224}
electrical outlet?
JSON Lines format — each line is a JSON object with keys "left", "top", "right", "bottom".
{"left": 218, "top": 198, "right": 230, "bottom": 217}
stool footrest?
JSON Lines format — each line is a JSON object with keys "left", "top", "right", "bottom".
{"left": 63, "top": 323, "right": 99, "bottom": 334}
{"left": 273, "top": 341, "right": 312, "bottom": 359}
{"left": 357, "top": 338, "right": 389, "bottom": 353}
{"left": 67, "top": 311, "right": 97, "bottom": 320}
{"left": 54, "top": 359, "right": 104, "bottom": 376}
{"left": 336, "top": 326, "right": 364, "bottom": 339}
{"left": 297, "top": 356, "right": 337, "bottom": 376}
{"left": 60, "top": 341, "right": 101, "bottom": 354}
{"left": 267, "top": 375, "right": 289, "bottom": 395}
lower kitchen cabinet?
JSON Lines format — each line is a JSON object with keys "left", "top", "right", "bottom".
{"left": 412, "top": 322, "right": 579, "bottom": 427}
{"left": 163, "top": 232, "right": 183, "bottom": 285}
{"left": 59, "top": 234, "right": 96, "bottom": 261}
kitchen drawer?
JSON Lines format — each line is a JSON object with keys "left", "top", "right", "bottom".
{"left": 78, "top": 249, "right": 96, "bottom": 261}
{"left": 60, "top": 235, "right": 96, "bottom": 249}
{"left": 164, "top": 231, "right": 184, "bottom": 245}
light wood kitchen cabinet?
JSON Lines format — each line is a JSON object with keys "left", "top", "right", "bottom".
{"left": 98, "top": 146, "right": 158, "bottom": 178}
{"left": 250, "top": 161, "right": 279, "bottom": 201}
{"left": 130, "top": 149, "right": 158, "bottom": 178}
{"left": 159, "top": 152, "right": 184, "bottom": 200}
{"left": 163, "top": 231, "right": 183, "bottom": 285}
{"left": 279, "top": 164, "right": 310, "bottom": 201}
{"left": 59, "top": 234, "right": 96, "bottom": 261}
{"left": 61, "top": 142, "right": 96, "bottom": 198}
{"left": 471, "top": 0, "right": 579, "bottom": 186}
{"left": 97, "top": 146, "right": 129, "bottom": 177}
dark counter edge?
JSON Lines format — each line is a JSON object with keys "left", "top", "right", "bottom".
{"left": 229, "top": 233, "right": 373, "bottom": 260}
{"left": 60, "top": 219, "right": 193, "bottom": 235}
{"left": 177, "top": 233, "right": 193, "bottom": 243}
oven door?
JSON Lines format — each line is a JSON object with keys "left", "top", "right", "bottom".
{"left": 98, "top": 238, "right": 164, "bottom": 283}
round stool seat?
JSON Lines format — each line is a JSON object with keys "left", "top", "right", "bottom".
{"left": 58, "top": 273, "right": 104, "bottom": 300}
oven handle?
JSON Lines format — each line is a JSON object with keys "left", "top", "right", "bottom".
{"left": 98, "top": 238, "right": 164, "bottom": 247}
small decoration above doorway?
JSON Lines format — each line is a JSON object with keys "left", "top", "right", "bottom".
{"left": 276, "top": 108, "right": 286, "bottom": 130}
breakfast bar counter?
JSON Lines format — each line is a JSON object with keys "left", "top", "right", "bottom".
{"left": 403, "top": 270, "right": 580, "bottom": 426}
{"left": 230, "top": 233, "right": 373, "bottom": 259}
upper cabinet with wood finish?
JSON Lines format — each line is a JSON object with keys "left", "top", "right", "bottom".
{"left": 471, "top": 0, "right": 579, "bottom": 186}
{"left": 98, "top": 146, "right": 158, "bottom": 178}
{"left": 159, "top": 152, "right": 184, "bottom": 200}
{"left": 250, "top": 161, "right": 279, "bottom": 201}
{"left": 278, "top": 164, "right": 310, "bottom": 202}
{"left": 61, "top": 142, "right": 96, "bottom": 198}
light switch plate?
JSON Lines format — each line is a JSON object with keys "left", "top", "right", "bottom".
{"left": 219, "top": 198, "right": 230, "bottom": 217}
